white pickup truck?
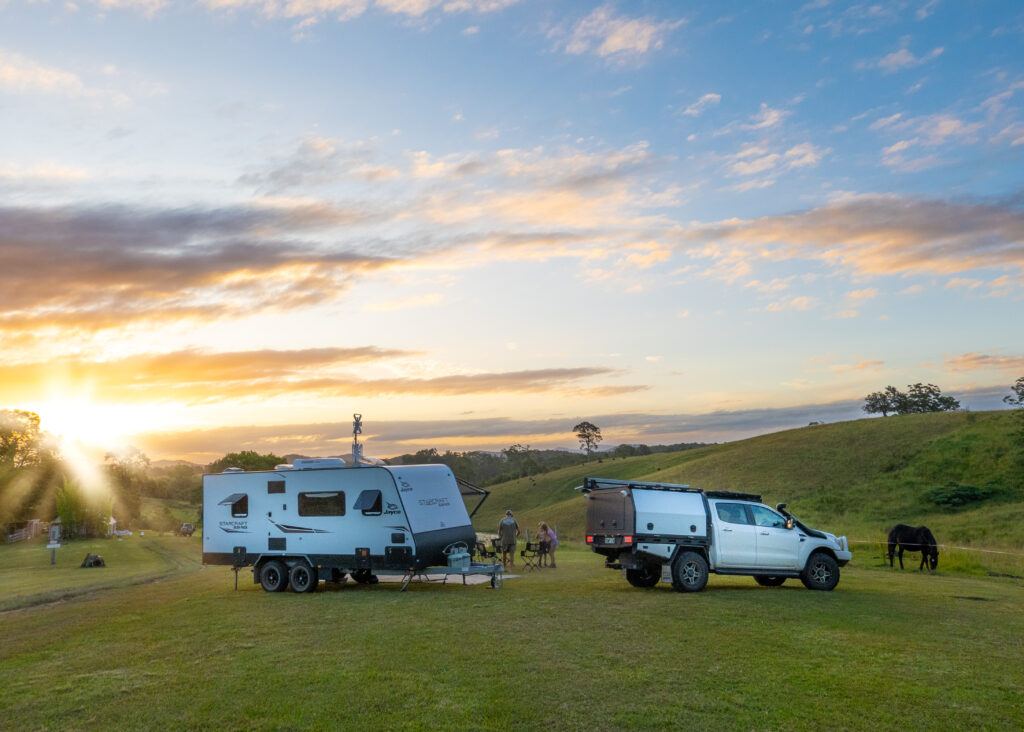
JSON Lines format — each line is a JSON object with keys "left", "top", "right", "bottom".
{"left": 581, "top": 477, "right": 852, "bottom": 592}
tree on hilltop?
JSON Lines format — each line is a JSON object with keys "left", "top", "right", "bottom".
{"left": 573, "top": 421, "right": 603, "bottom": 457}
{"left": 864, "top": 383, "right": 959, "bottom": 416}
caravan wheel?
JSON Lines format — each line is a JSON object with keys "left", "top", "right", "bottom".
{"left": 289, "top": 562, "right": 318, "bottom": 593}
{"left": 259, "top": 560, "right": 289, "bottom": 592}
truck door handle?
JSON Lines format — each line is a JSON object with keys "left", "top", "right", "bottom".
{"left": 759, "top": 531, "right": 770, "bottom": 535}
{"left": 722, "top": 528, "right": 733, "bottom": 532}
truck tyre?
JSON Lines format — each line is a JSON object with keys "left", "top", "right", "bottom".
{"left": 289, "top": 562, "right": 318, "bottom": 593}
{"left": 754, "top": 575, "right": 786, "bottom": 587}
{"left": 625, "top": 566, "right": 661, "bottom": 588}
{"left": 671, "top": 551, "right": 709, "bottom": 593}
{"left": 801, "top": 552, "right": 840, "bottom": 591}
{"left": 352, "top": 569, "right": 379, "bottom": 585}
{"left": 259, "top": 560, "right": 289, "bottom": 593}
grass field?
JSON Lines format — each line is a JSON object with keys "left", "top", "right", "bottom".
{"left": 3, "top": 412, "right": 1022, "bottom": 729}
{"left": 0, "top": 534, "right": 198, "bottom": 612}
{"left": 1, "top": 538, "right": 1022, "bottom": 730}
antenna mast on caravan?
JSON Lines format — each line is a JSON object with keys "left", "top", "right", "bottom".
{"left": 351, "top": 413, "right": 363, "bottom": 467}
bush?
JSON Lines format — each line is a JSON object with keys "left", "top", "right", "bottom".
{"left": 924, "top": 483, "right": 997, "bottom": 509}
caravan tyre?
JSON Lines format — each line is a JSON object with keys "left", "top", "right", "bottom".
{"left": 289, "top": 562, "right": 318, "bottom": 593}
{"left": 671, "top": 551, "right": 709, "bottom": 593}
{"left": 754, "top": 575, "right": 786, "bottom": 587}
{"left": 259, "top": 560, "right": 289, "bottom": 593}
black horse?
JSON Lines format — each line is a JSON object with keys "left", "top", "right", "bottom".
{"left": 887, "top": 524, "right": 939, "bottom": 571}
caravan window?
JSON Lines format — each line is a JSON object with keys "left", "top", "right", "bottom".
{"left": 298, "top": 491, "right": 345, "bottom": 517}
{"left": 231, "top": 495, "right": 248, "bottom": 518}
{"left": 354, "top": 489, "right": 383, "bottom": 516}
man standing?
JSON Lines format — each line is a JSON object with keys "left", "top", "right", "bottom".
{"left": 497, "top": 510, "right": 520, "bottom": 567}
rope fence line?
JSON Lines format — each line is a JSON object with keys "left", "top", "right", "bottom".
{"left": 848, "top": 539, "right": 1024, "bottom": 558}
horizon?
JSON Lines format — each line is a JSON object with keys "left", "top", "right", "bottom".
{"left": 2, "top": 1, "right": 1023, "bottom": 464}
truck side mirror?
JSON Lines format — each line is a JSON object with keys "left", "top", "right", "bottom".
{"left": 785, "top": 518, "right": 794, "bottom": 530}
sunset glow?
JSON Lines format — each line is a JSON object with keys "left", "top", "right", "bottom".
{"left": 1, "top": 1, "right": 1022, "bottom": 460}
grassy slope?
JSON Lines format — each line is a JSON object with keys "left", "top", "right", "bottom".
{"left": 475, "top": 412, "right": 1024, "bottom": 554}
{"left": 1, "top": 542, "right": 1022, "bottom": 730}
{"left": 140, "top": 496, "right": 200, "bottom": 530}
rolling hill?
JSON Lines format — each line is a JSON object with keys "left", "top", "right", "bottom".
{"left": 474, "top": 411, "right": 1024, "bottom": 554}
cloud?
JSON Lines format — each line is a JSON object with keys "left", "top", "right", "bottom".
{"left": 726, "top": 142, "right": 827, "bottom": 177}
{"left": 239, "top": 136, "right": 401, "bottom": 191}
{"left": 687, "top": 193, "right": 1024, "bottom": 279}
{"left": 846, "top": 287, "right": 878, "bottom": 301}
{"left": 0, "top": 163, "right": 89, "bottom": 184}
{"left": 557, "top": 5, "right": 683, "bottom": 63}
{"left": 743, "top": 103, "right": 789, "bottom": 130}
{"left": 203, "top": 0, "right": 517, "bottom": 25}
{"left": 682, "top": 92, "right": 721, "bottom": 117}
{"left": 765, "top": 295, "right": 817, "bottom": 312}
{"left": 362, "top": 292, "right": 444, "bottom": 312}
{"left": 0, "top": 48, "right": 86, "bottom": 96}
{"left": 0, "top": 348, "right": 642, "bottom": 404}
{"left": 828, "top": 359, "right": 884, "bottom": 373}
{"left": 946, "top": 352, "right": 1024, "bottom": 372}
{"left": 871, "top": 44, "right": 944, "bottom": 73}
{"left": 0, "top": 201, "right": 399, "bottom": 334}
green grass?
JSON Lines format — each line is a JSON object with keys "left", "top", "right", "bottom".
{"left": 3, "top": 412, "right": 1023, "bottom": 729}
{"left": 1, "top": 541, "right": 1022, "bottom": 730}
{"left": 0, "top": 534, "right": 199, "bottom": 612}
{"left": 476, "top": 412, "right": 1024, "bottom": 564}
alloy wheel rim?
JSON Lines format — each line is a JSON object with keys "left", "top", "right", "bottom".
{"left": 811, "top": 561, "right": 831, "bottom": 584}
{"left": 683, "top": 561, "right": 700, "bottom": 584}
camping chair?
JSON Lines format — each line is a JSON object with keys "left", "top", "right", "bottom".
{"left": 475, "top": 540, "right": 497, "bottom": 564}
{"left": 520, "top": 542, "right": 542, "bottom": 571}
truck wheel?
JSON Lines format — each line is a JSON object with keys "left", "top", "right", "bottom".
{"left": 289, "top": 562, "right": 318, "bottom": 593}
{"left": 625, "top": 566, "right": 661, "bottom": 588}
{"left": 352, "top": 569, "right": 379, "bottom": 585}
{"left": 801, "top": 553, "right": 840, "bottom": 591}
{"left": 754, "top": 575, "right": 786, "bottom": 587}
{"left": 671, "top": 551, "right": 709, "bottom": 593}
{"left": 259, "top": 560, "right": 289, "bottom": 593}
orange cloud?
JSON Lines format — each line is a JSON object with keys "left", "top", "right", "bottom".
{"left": 689, "top": 194, "right": 1024, "bottom": 277}
{"left": 945, "top": 352, "right": 1024, "bottom": 372}
{"left": 0, "top": 348, "right": 642, "bottom": 404}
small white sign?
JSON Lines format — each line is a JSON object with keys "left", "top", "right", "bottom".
{"left": 46, "top": 542, "right": 61, "bottom": 550}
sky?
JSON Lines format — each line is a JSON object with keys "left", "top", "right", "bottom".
{"left": 0, "top": 0, "right": 1022, "bottom": 461}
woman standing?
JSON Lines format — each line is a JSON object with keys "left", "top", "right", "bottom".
{"left": 538, "top": 522, "right": 558, "bottom": 568}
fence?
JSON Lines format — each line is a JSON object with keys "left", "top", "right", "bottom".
{"left": 849, "top": 539, "right": 1024, "bottom": 578}
{"left": 4, "top": 520, "right": 44, "bottom": 544}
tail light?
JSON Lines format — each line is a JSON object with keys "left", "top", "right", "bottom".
{"left": 585, "top": 535, "right": 594, "bottom": 544}
{"left": 624, "top": 535, "right": 634, "bottom": 544}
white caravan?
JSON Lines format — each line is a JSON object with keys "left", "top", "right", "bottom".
{"left": 581, "top": 477, "right": 852, "bottom": 592}
{"left": 203, "top": 458, "right": 483, "bottom": 593}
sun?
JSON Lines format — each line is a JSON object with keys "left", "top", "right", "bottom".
{"left": 36, "top": 397, "right": 136, "bottom": 449}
